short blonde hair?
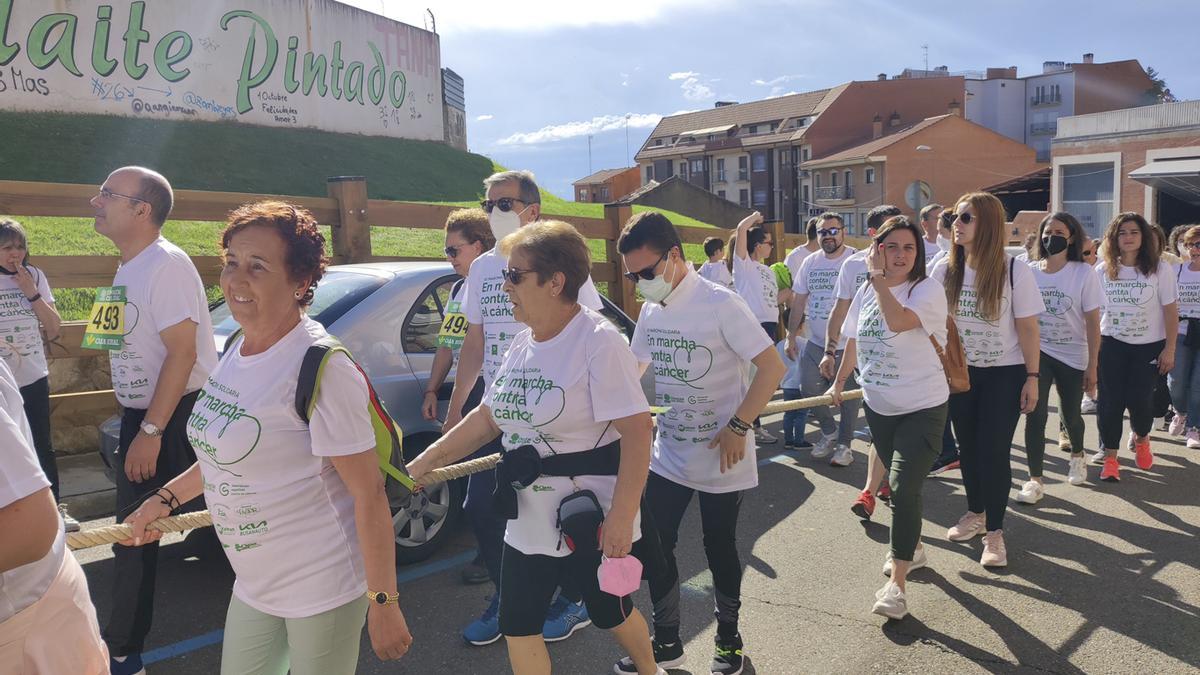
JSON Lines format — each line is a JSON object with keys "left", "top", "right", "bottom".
{"left": 498, "top": 220, "right": 590, "bottom": 302}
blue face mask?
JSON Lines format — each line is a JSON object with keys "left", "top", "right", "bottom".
{"left": 637, "top": 256, "right": 677, "bottom": 304}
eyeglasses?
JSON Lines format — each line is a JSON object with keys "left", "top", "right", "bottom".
{"left": 1185, "top": 241, "right": 1200, "bottom": 250}
{"left": 481, "top": 197, "right": 530, "bottom": 214}
{"left": 501, "top": 267, "right": 533, "bottom": 285}
{"left": 760, "top": 239, "right": 774, "bottom": 248}
{"left": 444, "top": 245, "right": 462, "bottom": 258}
{"left": 96, "top": 187, "right": 146, "bottom": 204}
{"left": 817, "top": 228, "right": 841, "bottom": 237}
{"left": 624, "top": 252, "right": 667, "bottom": 283}
{"left": 954, "top": 212, "right": 975, "bottom": 224}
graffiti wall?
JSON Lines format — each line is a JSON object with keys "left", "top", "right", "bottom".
{"left": 0, "top": 0, "right": 444, "bottom": 140}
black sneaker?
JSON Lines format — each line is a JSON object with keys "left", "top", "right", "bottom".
{"left": 613, "top": 638, "right": 685, "bottom": 673}
{"left": 711, "top": 634, "right": 744, "bottom": 675}
{"left": 460, "top": 558, "right": 490, "bottom": 585}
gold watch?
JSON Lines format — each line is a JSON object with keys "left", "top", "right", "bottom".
{"left": 366, "top": 590, "right": 400, "bottom": 606}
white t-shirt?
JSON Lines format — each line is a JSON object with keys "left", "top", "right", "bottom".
{"left": 1032, "top": 261, "right": 1103, "bottom": 370}
{"left": 483, "top": 307, "right": 649, "bottom": 557}
{"left": 836, "top": 250, "right": 870, "bottom": 302}
{"left": 1096, "top": 260, "right": 1179, "bottom": 344}
{"left": 632, "top": 272, "right": 771, "bottom": 493}
{"left": 842, "top": 278, "right": 949, "bottom": 416}
{"left": 0, "top": 359, "right": 64, "bottom": 624}
{"left": 793, "top": 246, "right": 856, "bottom": 349}
{"left": 1174, "top": 264, "right": 1200, "bottom": 335}
{"left": 463, "top": 247, "right": 604, "bottom": 390}
{"left": 784, "top": 246, "right": 815, "bottom": 280}
{"left": 922, "top": 237, "right": 941, "bottom": 263}
{"left": 0, "top": 267, "right": 54, "bottom": 387}
{"left": 732, "top": 254, "right": 779, "bottom": 324}
{"left": 931, "top": 256, "right": 1045, "bottom": 367}
{"left": 697, "top": 260, "right": 733, "bottom": 288}
{"left": 188, "top": 317, "right": 375, "bottom": 618}
{"left": 109, "top": 238, "right": 218, "bottom": 408}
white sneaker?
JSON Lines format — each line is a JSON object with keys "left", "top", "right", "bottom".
{"left": 883, "top": 545, "right": 927, "bottom": 576}
{"left": 1188, "top": 428, "right": 1200, "bottom": 449}
{"left": 830, "top": 444, "right": 854, "bottom": 467}
{"left": 981, "top": 530, "right": 1008, "bottom": 567}
{"left": 1169, "top": 412, "right": 1188, "bottom": 437}
{"left": 871, "top": 581, "right": 908, "bottom": 620}
{"left": 58, "top": 503, "right": 80, "bottom": 533}
{"left": 1090, "top": 448, "right": 1107, "bottom": 466}
{"left": 1068, "top": 456, "right": 1087, "bottom": 485}
{"left": 1015, "top": 480, "right": 1044, "bottom": 505}
{"left": 754, "top": 427, "right": 778, "bottom": 444}
{"left": 1080, "top": 395, "right": 1097, "bottom": 414}
{"left": 811, "top": 432, "right": 838, "bottom": 459}
{"left": 947, "top": 512, "right": 985, "bottom": 541}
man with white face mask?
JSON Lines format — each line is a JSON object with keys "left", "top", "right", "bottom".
{"left": 616, "top": 211, "right": 785, "bottom": 675}
{"left": 446, "top": 170, "right": 605, "bottom": 645}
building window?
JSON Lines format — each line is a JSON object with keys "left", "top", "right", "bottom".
{"left": 654, "top": 139, "right": 663, "bottom": 146}
{"left": 840, "top": 212, "right": 854, "bottom": 231}
{"left": 802, "top": 185, "right": 810, "bottom": 208}
{"left": 579, "top": 188, "right": 589, "bottom": 201}
{"left": 802, "top": 147, "right": 810, "bottom": 161}
{"left": 752, "top": 152, "right": 767, "bottom": 172}
{"left": 814, "top": 173, "right": 821, "bottom": 189}
{"left": 716, "top": 158, "right": 726, "bottom": 182}
{"left": 646, "top": 165, "right": 654, "bottom": 182}
{"left": 865, "top": 167, "right": 875, "bottom": 184}
{"left": 690, "top": 158, "right": 704, "bottom": 175}
{"left": 718, "top": 189, "right": 726, "bottom": 199}
{"left": 739, "top": 189, "right": 749, "bottom": 207}
{"left": 844, "top": 170, "right": 853, "bottom": 194}
{"left": 599, "top": 187, "right": 609, "bottom": 201}
{"left": 679, "top": 161, "right": 687, "bottom": 178}
{"left": 1061, "top": 162, "right": 1116, "bottom": 237}
{"left": 738, "top": 156, "right": 749, "bottom": 181}
{"left": 753, "top": 189, "right": 768, "bottom": 207}
{"left": 830, "top": 172, "right": 838, "bottom": 187}
{"left": 747, "top": 124, "right": 758, "bottom": 135}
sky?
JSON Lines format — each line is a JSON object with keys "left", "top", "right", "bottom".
{"left": 345, "top": 0, "right": 1200, "bottom": 199}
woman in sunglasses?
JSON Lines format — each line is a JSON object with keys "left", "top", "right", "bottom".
{"left": 1168, "top": 225, "right": 1200, "bottom": 449}
{"left": 407, "top": 220, "right": 662, "bottom": 675}
{"left": 931, "top": 192, "right": 1044, "bottom": 568}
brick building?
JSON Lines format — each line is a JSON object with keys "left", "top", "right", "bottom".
{"left": 572, "top": 167, "right": 640, "bottom": 203}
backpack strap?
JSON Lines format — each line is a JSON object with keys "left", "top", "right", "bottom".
{"left": 1009, "top": 256, "right": 1015, "bottom": 291}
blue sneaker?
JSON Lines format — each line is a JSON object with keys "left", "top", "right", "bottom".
{"left": 110, "top": 653, "right": 146, "bottom": 675}
{"left": 462, "top": 594, "right": 502, "bottom": 646}
{"left": 543, "top": 594, "right": 591, "bottom": 642}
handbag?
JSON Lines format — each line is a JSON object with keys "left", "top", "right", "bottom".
{"left": 930, "top": 315, "right": 971, "bottom": 394}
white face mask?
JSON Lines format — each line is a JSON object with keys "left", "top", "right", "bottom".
{"left": 489, "top": 204, "right": 529, "bottom": 242}
{"left": 637, "top": 256, "right": 676, "bottom": 304}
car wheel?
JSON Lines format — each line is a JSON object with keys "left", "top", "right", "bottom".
{"left": 392, "top": 435, "right": 465, "bottom": 565}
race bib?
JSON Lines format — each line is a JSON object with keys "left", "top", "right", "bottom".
{"left": 83, "top": 286, "right": 126, "bottom": 350}
{"left": 437, "top": 300, "right": 468, "bottom": 351}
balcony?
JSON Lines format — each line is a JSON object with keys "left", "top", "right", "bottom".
{"left": 1030, "top": 93, "right": 1062, "bottom": 107}
{"left": 814, "top": 185, "right": 853, "bottom": 202}
{"left": 1030, "top": 122, "right": 1057, "bottom": 136}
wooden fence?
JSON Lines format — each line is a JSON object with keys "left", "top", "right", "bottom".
{"left": 0, "top": 177, "right": 805, "bottom": 432}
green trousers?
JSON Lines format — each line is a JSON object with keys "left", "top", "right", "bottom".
{"left": 220, "top": 593, "right": 368, "bottom": 675}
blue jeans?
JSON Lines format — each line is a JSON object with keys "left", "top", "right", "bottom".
{"left": 782, "top": 388, "right": 805, "bottom": 444}
{"left": 1168, "top": 333, "right": 1200, "bottom": 426}
{"left": 799, "top": 341, "right": 861, "bottom": 444}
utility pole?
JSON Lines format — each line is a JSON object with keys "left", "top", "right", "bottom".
{"left": 588, "top": 134, "right": 593, "bottom": 176}
{"left": 922, "top": 44, "right": 929, "bottom": 73}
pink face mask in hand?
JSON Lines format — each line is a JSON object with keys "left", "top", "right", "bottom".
{"left": 597, "top": 554, "right": 643, "bottom": 597}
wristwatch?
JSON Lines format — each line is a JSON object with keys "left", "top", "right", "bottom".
{"left": 366, "top": 590, "right": 400, "bottom": 605}
{"left": 139, "top": 420, "right": 164, "bottom": 438}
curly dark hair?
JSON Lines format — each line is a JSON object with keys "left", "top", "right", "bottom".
{"left": 221, "top": 201, "right": 329, "bottom": 305}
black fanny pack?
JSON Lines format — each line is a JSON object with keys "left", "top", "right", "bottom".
{"left": 1186, "top": 318, "right": 1200, "bottom": 348}
{"left": 492, "top": 439, "right": 621, "bottom": 519}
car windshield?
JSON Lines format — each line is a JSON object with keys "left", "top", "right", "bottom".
{"left": 211, "top": 270, "right": 388, "bottom": 338}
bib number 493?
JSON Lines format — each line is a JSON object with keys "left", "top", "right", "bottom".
{"left": 83, "top": 286, "right": 126, "bottom": 350}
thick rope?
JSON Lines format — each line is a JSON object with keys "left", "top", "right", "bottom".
{"left": 66, "top": 390, "right": 864, "bottom": 551}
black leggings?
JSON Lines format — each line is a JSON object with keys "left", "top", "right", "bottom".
{"left": 645, "top": 471, "right": 743, "bottom": 643}
{"left": 1097, "top": 336, "right": 1164, "bottom": 451}
{"left": 498, "top": 544, "right": 632, "bottom": 637}
{"left": 1023, "top": 353, "right": 1085, "bottom": 477}
{"left": 949, "top": 364, "right": 1024, "bottom": 532}
{"left": 20, "top": 377, "right": 56, "bottom": 500}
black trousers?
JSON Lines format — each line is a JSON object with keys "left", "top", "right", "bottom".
{"left": 20, "top": 376, "right": 57, "bottom": 500}
{"left": 103, "top": 392, "right": 204, "bottom": 656}
{"left": 1097, "top": 336, "right": 1164, "bottom": 450}
{"left": 949, "top": 365, "right": 1024, "bottom": 533}
{"left": 499, "top": 544, "right": 632, "bottom": 637}
{"left": 645, "top": 471, "right": 744, "bottom": 642}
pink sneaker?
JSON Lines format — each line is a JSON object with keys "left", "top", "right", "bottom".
{"left": 1188, "top": 428, "right": 1200, "bottom": 450}
{"left": 1169, "top": 412, "right": 1187, "bottom": 436}
{"left": 981, "top": 530, "right": 1007, "bottom": 567}
{"left": 947, "top": 512, "right": 985, "bottom": 541}
{"left": 1134, "top": 435, "right": 1154, "bottom": 471}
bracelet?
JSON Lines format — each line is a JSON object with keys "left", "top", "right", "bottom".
{"left": 25, "top": 293, "right": 41, "bottom": 304}
{"left": 726, "top": 420, "right": 748, "bottom": 437}
{"left": 153, "top": 487, "right": 181, "bottom": 514}
{"left": 1026, "top": 372, "right": 1039, "bottom": 379}
{"left": 423, "top": 390, "right": 437, "bottom": 396}
{"left": 727, "top": 415, "right": 752, "bottom": 435}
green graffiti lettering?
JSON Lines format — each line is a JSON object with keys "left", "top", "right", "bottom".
{"left": 283, "top": 35, "right": 299, "bottom": 94}
{"left": 0, "top": 0, "right": 18, "bottom": 66}
{"left": 220, "top": 10, "right": 277, "bottom": 114}
{"left": 153, "top": 30, "right": 191, "bottom": 82}
{"left": 90, "top": 5, "right": 117, "bottom": 76}
{"left": 388, "top": 69, "right": 406, "bottom": 107}
{"left": 366, "top": 41, "right": 385, "bottom": 105}
{"left": 344, "top": 59, "right": 364, "bottom": 104}
{"left": 301, "top": 51, "right": 327, "bottom": 96}
{"left": 122, "top": 1, "right": 149, "bottom": 79}
{"left": 26, "top": 12, "right": 82, "bottom": 76}
{"left": 329, "top": 41, "right": 344, "bottom": 99}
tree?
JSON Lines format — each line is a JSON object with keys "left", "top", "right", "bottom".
{"left": 1143, "top": 66, "right": 1178, "bottom": 105}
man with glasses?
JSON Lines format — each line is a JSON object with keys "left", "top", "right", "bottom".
{"left": 787, "top": 212, "right": 859, "bottom": 465}
{"left": 445, "top": 170, "right": 604, "bottom": 646}
{"left": 614, "top": 211, "right": 784, "bottom": 675}
{"left": 90, "top": 167, "right": 217, "bottom": 675}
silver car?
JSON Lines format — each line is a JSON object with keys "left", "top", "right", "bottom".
{"left": 101, "top": 261, "right": 645, "bottom": 564}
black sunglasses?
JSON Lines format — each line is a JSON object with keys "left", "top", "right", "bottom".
{"left": 624, "top": 251, "right": 668, "bottom": 283}
{"left": 481, "top": 197, "right": 529, "bottom": 214}
{"left": 501, "top": 267, "right": 532, "bottom": 284}
{"left": 817, "top": 228, "right": 841, "bottom": 237}
{"left": 444, "top": 245, "right": 462, "bottom": 258}
{"left": 955, "top": 212, "right": 975, "bottom": 224}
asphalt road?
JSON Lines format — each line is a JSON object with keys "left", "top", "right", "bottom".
{"left": 74, "top": 407, "right": 1200, "bottom": 674}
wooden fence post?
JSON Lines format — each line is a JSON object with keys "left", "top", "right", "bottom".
{"left": 766, "top": 219, "right": 786, "bottom": 265}
{"left": 603, "top": 203, "right": 636, "bottom": 317}
{"left": 327, "top": 176, "right": 371, "bottom": 263}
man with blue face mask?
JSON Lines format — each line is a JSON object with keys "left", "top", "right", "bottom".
{"left": 616, "top": 211, "right": 785, "bottom": 675}
{"left": 445, "top": 170, "right": 606, "bottom": 646}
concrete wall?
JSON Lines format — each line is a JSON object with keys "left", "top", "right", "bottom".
{"left": 625, "top": 176, "right": 753, "bottom": 228}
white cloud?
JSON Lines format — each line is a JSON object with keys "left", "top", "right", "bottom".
{"left": 476, "top": 114, "right": 494, "bottom": 121}
{"left": 751, "top": 74, "right": 803, "bottom": 87}
{"left": 340, "top": 0, "right": 723, "bottom": 34}
{"left": 669, "top": 71, "right": 698, "bottom": 81}
{"left": 668, "top": 72, "right": 715, "bottom": 101}
{"left": 496, "top": 113, "right": 663, "bottom": 146}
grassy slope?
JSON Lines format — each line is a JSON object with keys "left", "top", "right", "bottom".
{"left": 1, "top": 111, "right": 720, "bottom": 318}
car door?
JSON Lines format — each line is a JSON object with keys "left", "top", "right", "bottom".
{"left": 400, "top": 275, "right": 461, "bottom": 420}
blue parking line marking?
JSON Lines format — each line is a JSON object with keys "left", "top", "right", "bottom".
{"left": 144, "top": 548, "right": 480, "bottom": 664}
